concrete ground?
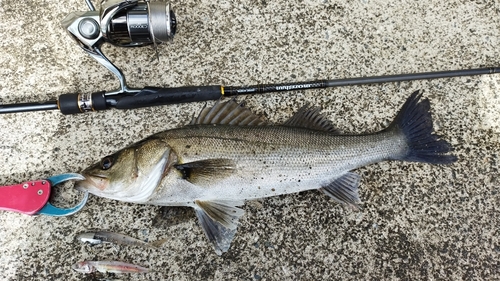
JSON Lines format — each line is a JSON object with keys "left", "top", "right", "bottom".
{"left": 0, "top": 0, "right": 499, "bottom": 280}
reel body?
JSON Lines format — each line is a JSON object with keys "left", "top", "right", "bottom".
{"left": 63, "top": 0, "right": 176, "bottom": 48}
{"left": 61, "top": 0, "right": 176, "bottom": 104}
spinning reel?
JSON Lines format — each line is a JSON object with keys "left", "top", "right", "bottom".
{"left": 58, "top": 0, "right": 177, "bottom": 113}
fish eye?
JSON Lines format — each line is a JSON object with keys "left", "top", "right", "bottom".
{"left": 101, "top": 156, "right": 114, "bottom": 170}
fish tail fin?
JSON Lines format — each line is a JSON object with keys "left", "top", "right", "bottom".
{"left": 388, "top": 91, "right": 457, "bottom": 164}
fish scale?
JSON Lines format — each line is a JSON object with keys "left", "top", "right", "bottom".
{"left": 76, "top": 91, "right": 456, "bottom": 255}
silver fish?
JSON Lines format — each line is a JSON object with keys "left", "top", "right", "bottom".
{"left": 76, "top": 91, "right": 456, "bottom": 255}
{"left": 77, "top": 231, "right": 157, "bottom": 248}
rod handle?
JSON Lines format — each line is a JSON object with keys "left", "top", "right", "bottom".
{"left": 113, "top": 86, "right": 223, "bottom": 109}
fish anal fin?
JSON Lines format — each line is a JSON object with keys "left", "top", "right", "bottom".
{"left": 194, "top": 200, "right": 245, "bottom": 255}
{"left": 174, "top": 159, "right": 236, "bottom": 185}
{"left": 283, "top": 104, "right": 339, "bottom": 133}
{"left": 190, "top": 99, "right": 267, "bottom": 126}
{"left": 320, "top": 172, "right": 361, "bottom": 210}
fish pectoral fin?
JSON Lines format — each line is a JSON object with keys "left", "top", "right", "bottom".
{"left": 194, "top": 200, "right": 245, "bottom": 255}
{"left": 319, "top": 172, "right": 362, "bottom": 210}
{"left": 283, "top": 104, "right": 339, "bottom": 133}
{"left": 174, "top": 159, "right": 236, "bottom": 185}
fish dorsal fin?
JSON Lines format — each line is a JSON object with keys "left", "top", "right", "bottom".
{"left": 283, "top": 104, "right": 339, "bottom": 133}
{"left": 174, "top": 159, "right": 236, "bottom": 186}
{"left": 190, "top": 99, "right": 267, "bottom": 126}
{"left": 194, "top": 200, "right": 245, "bottom": 255}
{"left": 319, "top": 172, "right": 362, "bottom": 210}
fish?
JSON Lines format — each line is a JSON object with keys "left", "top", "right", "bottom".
{"left": 76, "top": 91, "right": 456, "bottom": 255}
{"left": 72, "top": 260, "right": 149, "bottom": 274}
{"left": 76, "top": 231, "right": 158, "bottom": 248}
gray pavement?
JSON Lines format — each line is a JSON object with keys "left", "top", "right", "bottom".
{"left": 0, "top": 0, "right": 499, "bottom": 280}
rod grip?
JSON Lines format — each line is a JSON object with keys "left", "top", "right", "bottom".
{"left": 58, "top": 94, "right": 80, "bottom": 114}
{"left": 114, "top": 86, "right": 223, "bottom": 109}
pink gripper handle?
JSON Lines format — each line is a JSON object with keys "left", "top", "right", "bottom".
{"left": 0, "top": 180, "right": 51, "bottom": 215}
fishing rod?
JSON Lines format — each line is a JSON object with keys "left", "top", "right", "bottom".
{"left": 3, "top": 67, "right": 498, "bottom": 115}
{"left": 1, "top": 0, "right": 498, "bottom": 115}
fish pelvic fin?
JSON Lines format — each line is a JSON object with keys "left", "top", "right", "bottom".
{"left": 194, "top": 200, "right": 245, "bottom": 255}
{"left": 388, "top": 90, "right": 457, "bottom": 164}
{"left": 320, "top": 172, "right": 361, "bottom": 210}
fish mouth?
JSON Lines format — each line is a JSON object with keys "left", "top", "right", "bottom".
{"left": 75, "top": 173, "right": 110, "bottom": 192}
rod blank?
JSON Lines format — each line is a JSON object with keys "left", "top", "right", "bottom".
{"left": 224, "top": 67, "right": 500, "bottom": 96}
{"left": 0, "top": 101, "right": 58, "bottom": 114}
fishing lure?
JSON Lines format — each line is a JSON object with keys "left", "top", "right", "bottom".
{"left": 72, "top": 260, "right": 149, "bottom": 274}
{"left": 77, "top": 231, "right": 157, "bottom": 248}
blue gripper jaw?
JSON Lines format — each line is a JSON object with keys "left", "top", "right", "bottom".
{"left": 36, "top": 173, "right": 89, "bottom": 217}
